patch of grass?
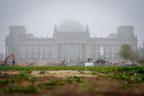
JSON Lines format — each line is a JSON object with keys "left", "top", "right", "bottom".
{"left": 78, "top": 81, "right": 96, "bottom": 93}
{"left": 0, "top": 79, "right": 15, "bottom": 84}
{"left": 79, "top": 70, "right": 85, "bottom": 74}
{"left": 65, "top": 76, "right": 82, "bottom": 83}
{"left": 0, "top": 66, "right": 144, "bottom": 73}
{"left": 39, "top": 70, "right": 46, "bottom": 74}
{"left": 108, "top": 72, "right": 144, "bottom": 82}
{"left": 18, "top": 71, "right": 32, "bottom": 80}
{"left": 5, "top": 86, "right": 38, "bottom": 93}
{"left": 91, "top": 70, "right": 98, "bottom": 75}
{"left": 43, "top": 79, "right": 64, "bottom": 89}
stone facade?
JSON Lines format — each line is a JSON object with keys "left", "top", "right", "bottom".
{"left": 5, "top": 21, "right": 137, "bottom": 64}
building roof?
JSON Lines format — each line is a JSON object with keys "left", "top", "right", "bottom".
{"left": 57, "top": 20, "right": 86, "bottom": 32}
{"left": 53, "top": 20, "right": 90, "bottom": 39}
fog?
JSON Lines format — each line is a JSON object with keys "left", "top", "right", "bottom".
{"left": 0, "top": 0, "right": 144, "bottom": 53}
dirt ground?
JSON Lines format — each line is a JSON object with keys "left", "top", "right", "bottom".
{"left": 31, "top": 70, "right": 96, "bottom": 77}
{"left": 0, "top": 70, "right": 144, "bottom": 96}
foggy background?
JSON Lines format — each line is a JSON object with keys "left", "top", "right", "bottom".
{"left": 0, "top": 0, "right": 144, "bottom": 54}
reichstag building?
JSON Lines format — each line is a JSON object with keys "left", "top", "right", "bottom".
{"left": 5, "top": 20, "right": 137, "bottom": 65}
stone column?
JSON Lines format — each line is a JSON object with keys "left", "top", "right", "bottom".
{"left": 57, "top": 44, "right": 62, "bottom": 59}
{"left": 81, "top": 44, "right": 85, "bottom": 60}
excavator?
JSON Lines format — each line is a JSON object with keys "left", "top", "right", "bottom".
{"left": 0, "top": 54, "right": 15, "bottom": 66}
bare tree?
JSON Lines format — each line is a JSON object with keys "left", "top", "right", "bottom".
{"left": 119, "top": 44, "right": 139, "bottom": 65}
{"left": 119, "top": 44, "right": 134, "bottom": 60}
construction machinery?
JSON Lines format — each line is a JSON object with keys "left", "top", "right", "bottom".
{"left": 0, "top": 54, "right": 15, "bottom": 66}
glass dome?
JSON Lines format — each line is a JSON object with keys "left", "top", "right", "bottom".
{"left": 57, "top": 20, "right": 85, "bottom": 32}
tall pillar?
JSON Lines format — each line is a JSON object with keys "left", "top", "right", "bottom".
{"left": 81, "top": 44, "right": 85, "bottom": 60}
{"left": 57, "top": 44, "right": 62, "bottom": 59}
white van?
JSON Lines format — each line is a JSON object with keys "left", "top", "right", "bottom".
{"left": 84, "top": 62, "right": 94, "bottom": 66}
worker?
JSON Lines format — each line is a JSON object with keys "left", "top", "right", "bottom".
{"left": 12, "top": 59, "right": 15, "bottom": 66}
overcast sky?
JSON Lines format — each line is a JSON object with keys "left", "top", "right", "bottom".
{"left": 0, "top": 0, "right": 144, "bottom": 53}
